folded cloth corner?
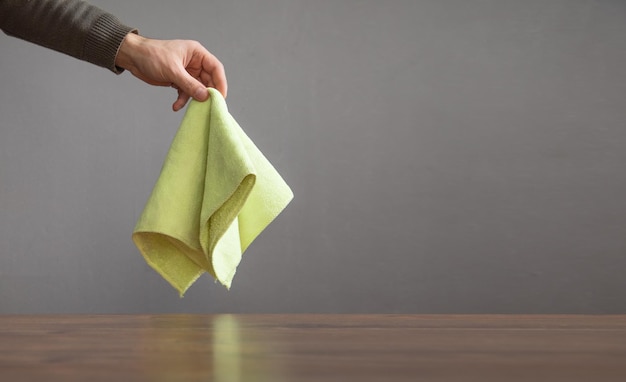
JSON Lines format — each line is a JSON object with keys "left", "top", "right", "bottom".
{"left": 132, "top": 88, "right": 293, "bottom": 296}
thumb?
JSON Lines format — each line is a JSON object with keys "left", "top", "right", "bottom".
{"left": 174, "top": 68, "right": 209, "bottom": 102}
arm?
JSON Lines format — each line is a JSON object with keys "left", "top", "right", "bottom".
{"left": 0, "top": 0, "right": 135, "bottom": 73}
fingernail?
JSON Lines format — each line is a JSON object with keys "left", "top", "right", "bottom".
{"left": 194, "top": 88, "right": 208, "bottom": 100}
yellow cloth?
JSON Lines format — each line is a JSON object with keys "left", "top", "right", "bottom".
{"left": 133, "top": 88, "right": 293, "bottom": 296}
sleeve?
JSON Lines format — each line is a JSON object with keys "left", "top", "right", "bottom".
{"left": 0, "top": 0, "right": 137, "bottom": 73}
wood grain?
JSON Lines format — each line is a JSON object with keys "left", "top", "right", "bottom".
{"left": 1, "top": 315, "right": 625, "bottom": 381}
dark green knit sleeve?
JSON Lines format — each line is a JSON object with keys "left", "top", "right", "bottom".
{"left": 0, "top": 0, "right": 137, "bottom": 73}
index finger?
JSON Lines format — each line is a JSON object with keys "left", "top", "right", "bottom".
{"left": 201, "top": 51, "right": 228, "bottom": 98}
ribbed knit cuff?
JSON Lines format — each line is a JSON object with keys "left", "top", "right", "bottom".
{"left": 83, "top": 13, "right": 137, "bottom": 74}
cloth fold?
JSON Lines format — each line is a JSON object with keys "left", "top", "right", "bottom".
{"left": 133, "top": 88, "right": 293, "bottom": 296}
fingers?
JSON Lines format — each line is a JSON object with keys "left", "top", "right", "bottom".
{"left": 208, "top": 60, "right": 228, "bottom": 98}
{"left": 169, "top": 69, "right": 209, "bottom": 111}
{"left": 172, "top": 64, "right": 208, "bottom": 100}
{"left": 194, "top": 43, "right": 228, "bottom": 98}
{"left": 172, "top": 88, "right": 191, "bottom": 112}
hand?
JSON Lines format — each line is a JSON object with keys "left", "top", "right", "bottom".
{"left": 115, "top": 33, "right": 227, "bottom": 111}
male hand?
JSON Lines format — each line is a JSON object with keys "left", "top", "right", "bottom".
{"left": 115, "top": 33, "right": 227, "bottom": 111}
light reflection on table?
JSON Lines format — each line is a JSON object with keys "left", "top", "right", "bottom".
{"left": 139, "top": 314, "right": 286, "bottom": 381}
{"left": 213, "top": 314, "right": 285, "bottom": 382}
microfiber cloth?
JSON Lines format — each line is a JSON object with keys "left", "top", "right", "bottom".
{"left": 132, "top": 88, "right": 293, "bottom": 296}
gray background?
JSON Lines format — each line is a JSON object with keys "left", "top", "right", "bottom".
{"left": 1, "top": 0, "right": 625, "bottom": 314}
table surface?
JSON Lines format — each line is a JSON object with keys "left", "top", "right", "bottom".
{"left": 1, "top": 314, "right": 626, "bottom": 381}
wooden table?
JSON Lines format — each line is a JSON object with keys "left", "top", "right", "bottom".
{"left": 1, "top": 315, "right": 625, "bottom": 381}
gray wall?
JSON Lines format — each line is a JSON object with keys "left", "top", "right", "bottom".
{"left": 1, "top": 0, "right": 625, "bottom": 314}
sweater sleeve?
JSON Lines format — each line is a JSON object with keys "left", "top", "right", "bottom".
{"left": 0, "top": 0, "right": 137, "bottom": 73}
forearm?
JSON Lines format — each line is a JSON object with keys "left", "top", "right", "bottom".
{"left": 0, "top": 0, "right": 136, "bottom": 73}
